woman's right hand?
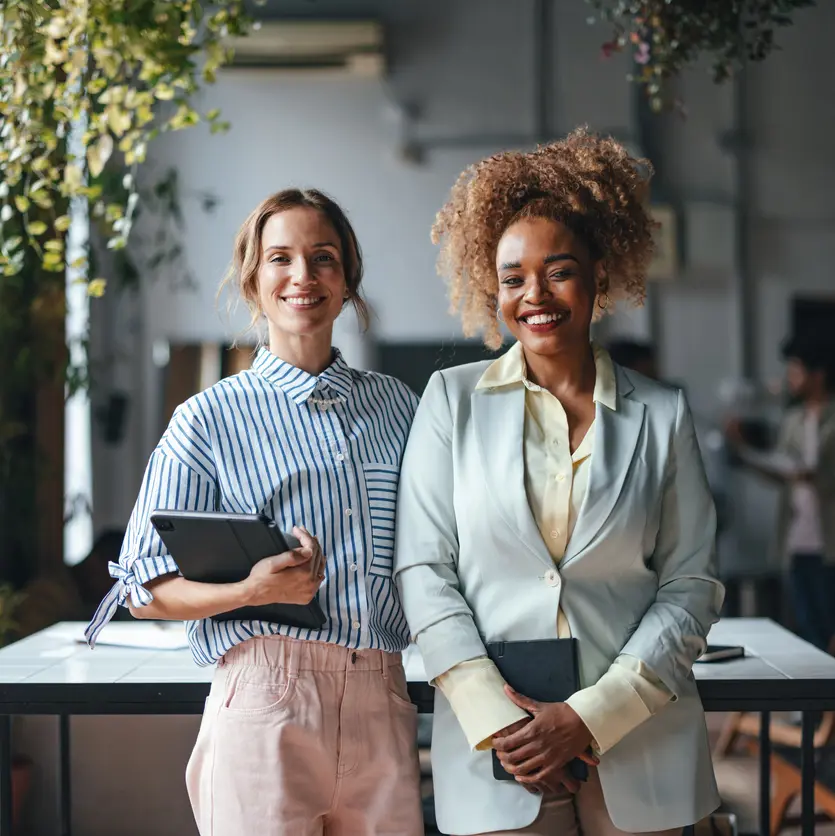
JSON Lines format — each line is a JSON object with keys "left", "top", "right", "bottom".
{"left": 494, "top": 717, "right": 584, "bottom": 796}
{"left": 242, "top": 526, "right": 325, "bottom": 607}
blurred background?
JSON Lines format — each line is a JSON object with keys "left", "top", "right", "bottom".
{"left": 2, "top": 0, "right": 835, "bottom": 832}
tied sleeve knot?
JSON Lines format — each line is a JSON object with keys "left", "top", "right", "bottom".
{"left": 108, "top": 561, "right": 154, "bottom": 608}
{"left": 84, "top": 562, "right": 156, "bottom": 648}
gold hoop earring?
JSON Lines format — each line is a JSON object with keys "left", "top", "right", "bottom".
{"left": 496, "top": 308, "right": 504, "bottom": 323}
{"left": 597, "top": 292, "right": 610, "bottom": 311}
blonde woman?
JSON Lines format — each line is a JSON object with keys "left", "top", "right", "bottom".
{"left": 86, "top": 189, "right": 423, "bottom": 836}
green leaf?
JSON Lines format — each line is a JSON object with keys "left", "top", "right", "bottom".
{"left": 13, "top": 195, "right": 29, "bottom": 213}
{"left": 87, "top": 134, "right": 114, "bottom": 178}
{"left": 27, "top": 221, "right": 48, "bottom": 236}
{"left": 87, "top": 278, "right": 107, "bottom": 297}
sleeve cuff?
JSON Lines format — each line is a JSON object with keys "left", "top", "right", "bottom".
{"left": 565, "top": 655, "right": 672, "bottom": 755}
{"left": 84, "top": 556, "right": 179, "bottom": 649}
{"left": 434, "top": 658, "right": 529, "bottom": 751}
{"left": 414, "top": 612, "right": 490, "bottom": 681}
{"left": 130, "top": 555, "right": 181, "bottom": 586}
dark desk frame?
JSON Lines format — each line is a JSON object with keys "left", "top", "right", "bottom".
{"left": 0, "top": 678, "right": 832, "bottom": 836}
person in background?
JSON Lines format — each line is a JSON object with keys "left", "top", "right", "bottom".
{"left": 395, "top": 129, "right": 723, "bottom": 836}
{"left": 605, "top": 339, "right": 658, "bottom": 382}
{"left": 13, "top": 530, "right": 125, "bottom": 639}
{"left": 726, "top": 334, "right": 835, "bottom": 651}
{"left": 84, "top": 189, "right": 423, "bottom": 836}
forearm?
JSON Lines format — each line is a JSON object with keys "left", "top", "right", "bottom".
{"left": 734, "top": 445, "right": 797, "bottom": 485}
{"left": 740, "top": 459, "right": 786, "bottom": 485}
{"left": 130, "top": 575, "right": 250, "bottom": 622}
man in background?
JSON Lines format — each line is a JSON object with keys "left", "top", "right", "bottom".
{"left": 726, "top": 335, "right": 835, "bottom": 650}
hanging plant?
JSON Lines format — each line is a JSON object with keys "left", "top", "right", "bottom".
{"left": 0, "top": 0, "right": 251, "bottom": 289}
{"left": 587, "top": 0, "right": 817, "bottom": 111}
{"left": 0, "top": 0, "right": 258, "bottom": 587}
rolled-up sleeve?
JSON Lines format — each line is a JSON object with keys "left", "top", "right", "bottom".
{"left": 435, "top": 658, "right": 529, "bottom": 751}
{"left": 85, "top": 407, "right": 217, "bottom": 647}
{"left": 619, "top": 389, "right": 725, "bottom": 696}
{"left": 566, "top": 655, "right": 673, "bottom": 755}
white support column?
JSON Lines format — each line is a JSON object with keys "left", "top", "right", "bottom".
{"left": 64, "top": 116, "right": 93, "bottom": 567}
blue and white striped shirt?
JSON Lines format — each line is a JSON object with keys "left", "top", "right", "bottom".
{"left": 85, "top": 348, "right": 419, "bottom": 666}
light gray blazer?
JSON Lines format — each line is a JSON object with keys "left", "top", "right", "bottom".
{"left": 393, "top": 358, "right": 725, "bottom": 835}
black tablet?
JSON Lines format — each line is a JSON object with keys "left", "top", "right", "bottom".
{"left": 486, "top": 638, "right": 588, "bottom": 783}
{"left": 149, "top": 510, "right": 327, "bottom": 629}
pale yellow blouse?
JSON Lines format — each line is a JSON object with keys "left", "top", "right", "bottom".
{"left": 435, "top": 342, "right": 672, "bottom": 755}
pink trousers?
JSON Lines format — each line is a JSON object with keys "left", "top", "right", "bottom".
{"left": 185, "top": 635, "right": 424, "bottom": 836}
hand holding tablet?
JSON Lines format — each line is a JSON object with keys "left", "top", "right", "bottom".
{"left": 149, "top": 510, "right": 327, "bottom": 629}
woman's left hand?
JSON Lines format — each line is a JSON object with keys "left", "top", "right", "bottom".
{"left": 493, "top": 686, "right": 599, "bottom": 787}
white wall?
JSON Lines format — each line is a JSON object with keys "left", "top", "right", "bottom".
{"left": 118, "top": 0, "right": 637, "bottom": 481}
{"left": 38, "top": 2, "right": 833, "bottom": 834}
{"left": 748, "top": 2, "right": 835, "bottom": 385}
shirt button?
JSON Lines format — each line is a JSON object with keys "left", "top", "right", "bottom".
{"left": 352, "top": 620, "right": 361, "bottom": 629}
{"left": 350, "top": 563, "right": 358, "bottom": 572}
{"left": 336, "top": 453, "right": 345, "bottom": 462}
{"left": 544, "top": 569, "right": 560, "bottom": 587}
{"left": 345, "top": 508, "right": 353, "bottom": 517}
{"left": 556, "top": 473, "right": 566, "bottom": 482}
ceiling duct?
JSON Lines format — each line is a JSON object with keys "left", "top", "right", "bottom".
{"left": 223, "top": 19, "right": 385, "bottom": 77}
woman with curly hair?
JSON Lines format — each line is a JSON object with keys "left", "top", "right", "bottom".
{"left": 394, "top": 130, "right": 724, "bottom": 835}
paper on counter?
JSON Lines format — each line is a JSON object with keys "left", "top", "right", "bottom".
{"left": 55, "top": 621, "right": 190, "bottom": 651}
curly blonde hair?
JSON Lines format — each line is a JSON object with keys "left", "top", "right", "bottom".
{"left": 432, "top": 128, "right": 656, "bottom": 349}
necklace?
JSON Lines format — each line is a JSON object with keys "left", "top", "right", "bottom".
{"left": 309, "top": 395, "right": 346, "bottom": 408}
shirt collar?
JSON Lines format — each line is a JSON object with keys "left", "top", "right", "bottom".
{"left": 475, "top": 341, "right": 618, "bottom": 410}
{"left": 252, "top": 347, "right": 354, "bottom": 406}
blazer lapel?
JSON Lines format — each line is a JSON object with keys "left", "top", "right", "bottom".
{"left": 472, "top": 385, "right": 555, "bottom": 569}
{"left": 562, "top": 367, "right": 646, "bottom": 565}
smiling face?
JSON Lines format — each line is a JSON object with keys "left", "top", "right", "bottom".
{"left": 257, "top": 207, "right": 347, "bottom": 346}
{"left": 496, "top": 217, "right": 599, "bottom": 358}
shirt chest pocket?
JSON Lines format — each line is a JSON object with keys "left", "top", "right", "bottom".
{"left": 362, "top": 463, "right": 400, "bottom": 577}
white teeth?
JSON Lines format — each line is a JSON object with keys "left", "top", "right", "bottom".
{"left": 284, "top": 297, "right": 323, "bottom": 306}
{"left": 525, "top": 313, "right": 560, "bottom": 325}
